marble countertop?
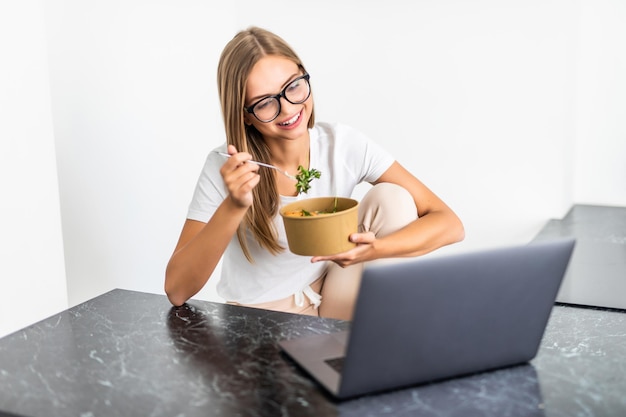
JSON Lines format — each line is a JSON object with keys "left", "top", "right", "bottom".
{"left": 0, "top": 288, "right": 625, "bottom": 417}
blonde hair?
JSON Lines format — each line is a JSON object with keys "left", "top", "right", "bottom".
{"left": 217, "top": 27, "right": 315, "bottom": 261}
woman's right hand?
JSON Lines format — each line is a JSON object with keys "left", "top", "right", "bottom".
{"left": 220, "top": 144, "right": 261, "bottom": 208}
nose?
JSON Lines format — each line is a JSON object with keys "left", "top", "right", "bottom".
{"left": 277, "top": 95, "right": 295, "bottom": 116}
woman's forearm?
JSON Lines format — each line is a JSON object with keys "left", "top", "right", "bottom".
{"left": 373, "top": 208, "right": 465, "bottom": 259}
{"left": 164, "top": 197, "right": 247, "bottom": 306}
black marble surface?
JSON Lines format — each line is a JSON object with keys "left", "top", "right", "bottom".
{"left": 1, "top": 288, "right": 625, "bottom": 417}
{"left": 533, "top": 204, "right": 626, "bottom": 310}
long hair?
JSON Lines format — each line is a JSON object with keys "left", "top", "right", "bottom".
{"left": 217, "top": 27, "right": 315, "bottom": 262}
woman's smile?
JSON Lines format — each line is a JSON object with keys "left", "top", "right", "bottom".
{"left": 278, "top": 109, "right": 304, "bottom": 129}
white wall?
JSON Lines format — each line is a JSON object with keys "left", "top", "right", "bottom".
{"left": 0, "top": 1, "right": 68, "bottom": 337}
{"left": 573, "top": 0, "right": 626, "bottom": 203}
{"left": 43, "top": 1, "right": 228, "bottom": 307}
{"left": 2, "top": 1, "right": 624, "bottom": 332}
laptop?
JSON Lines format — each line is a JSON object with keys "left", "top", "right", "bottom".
{"left": 279, "top": 238, "right": 575, "bottom": 399}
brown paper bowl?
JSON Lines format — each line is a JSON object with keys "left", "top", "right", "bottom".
{"left": 280, "top": 197, "right": 359, "bottom": 256}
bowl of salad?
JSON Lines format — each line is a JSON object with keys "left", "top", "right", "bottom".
{"left": 280, "top": 196, "right": 359, "bottom": 256}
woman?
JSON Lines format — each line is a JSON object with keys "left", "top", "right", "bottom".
{"left": 165, "top": 26, "right": 464, "bottom": 320}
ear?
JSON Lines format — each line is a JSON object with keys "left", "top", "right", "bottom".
{"left": 243, "top": 115, "right": 253, "bottom": 126}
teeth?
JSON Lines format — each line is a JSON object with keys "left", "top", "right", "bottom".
{"left": 281, "top": 113, "right": 299, "bottom": 126}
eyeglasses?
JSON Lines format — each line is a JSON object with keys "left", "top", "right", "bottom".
{"left": 244, "top": 74, "right": 311, "bottom": 123}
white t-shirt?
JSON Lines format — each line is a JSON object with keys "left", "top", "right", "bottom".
{"left": 187, "top": 122, "right": 394, "bottom": 304}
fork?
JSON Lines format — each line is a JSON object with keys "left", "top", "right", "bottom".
{"left": 214, "top": 152, "right": 297, "bottom": 180}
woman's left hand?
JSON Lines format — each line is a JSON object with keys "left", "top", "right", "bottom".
{"left": 311, "top": 231, "right": 376, "bottom": 267}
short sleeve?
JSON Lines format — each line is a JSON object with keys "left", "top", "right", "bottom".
{"left": 187, "top": 146, "right": 228, "bottom": 222}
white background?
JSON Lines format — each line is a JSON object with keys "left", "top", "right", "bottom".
{"left": 1, "top": 0, "right": 625, "bottom": 337}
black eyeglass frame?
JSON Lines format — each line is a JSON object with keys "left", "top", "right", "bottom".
{"left": 244, "top": 74, "right": 311, "bottom": 123}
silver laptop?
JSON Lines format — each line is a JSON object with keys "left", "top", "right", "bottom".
{"left": 279, "top": 238, "right": 575, "bottom": 399}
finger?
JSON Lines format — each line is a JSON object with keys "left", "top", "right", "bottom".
{"left": 223, "top": 146, "right": 253, "bottom": 168}
{"left": 228, "top": 170, "right": 260, "bottom": 207}
{"left": 350, "top": 231, "right": 375, "bottom": 244}
{"left": 311, "top": 249, "right": 354, "bottom": 264}
{"left": 311, "top": 253, "right": 340, "bottom": 263}
{"left": 238, "top": 170, "right": 261, "bottom": 191}
{"left": 226, "top": 166, "right": 259, "bottom": 192}
{"left": 221, "top": 153, "right": 258, "bottom": 179}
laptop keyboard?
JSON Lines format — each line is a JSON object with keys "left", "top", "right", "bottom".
{"left": 325, "top": 357, "right": 345, "bottom": 373}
